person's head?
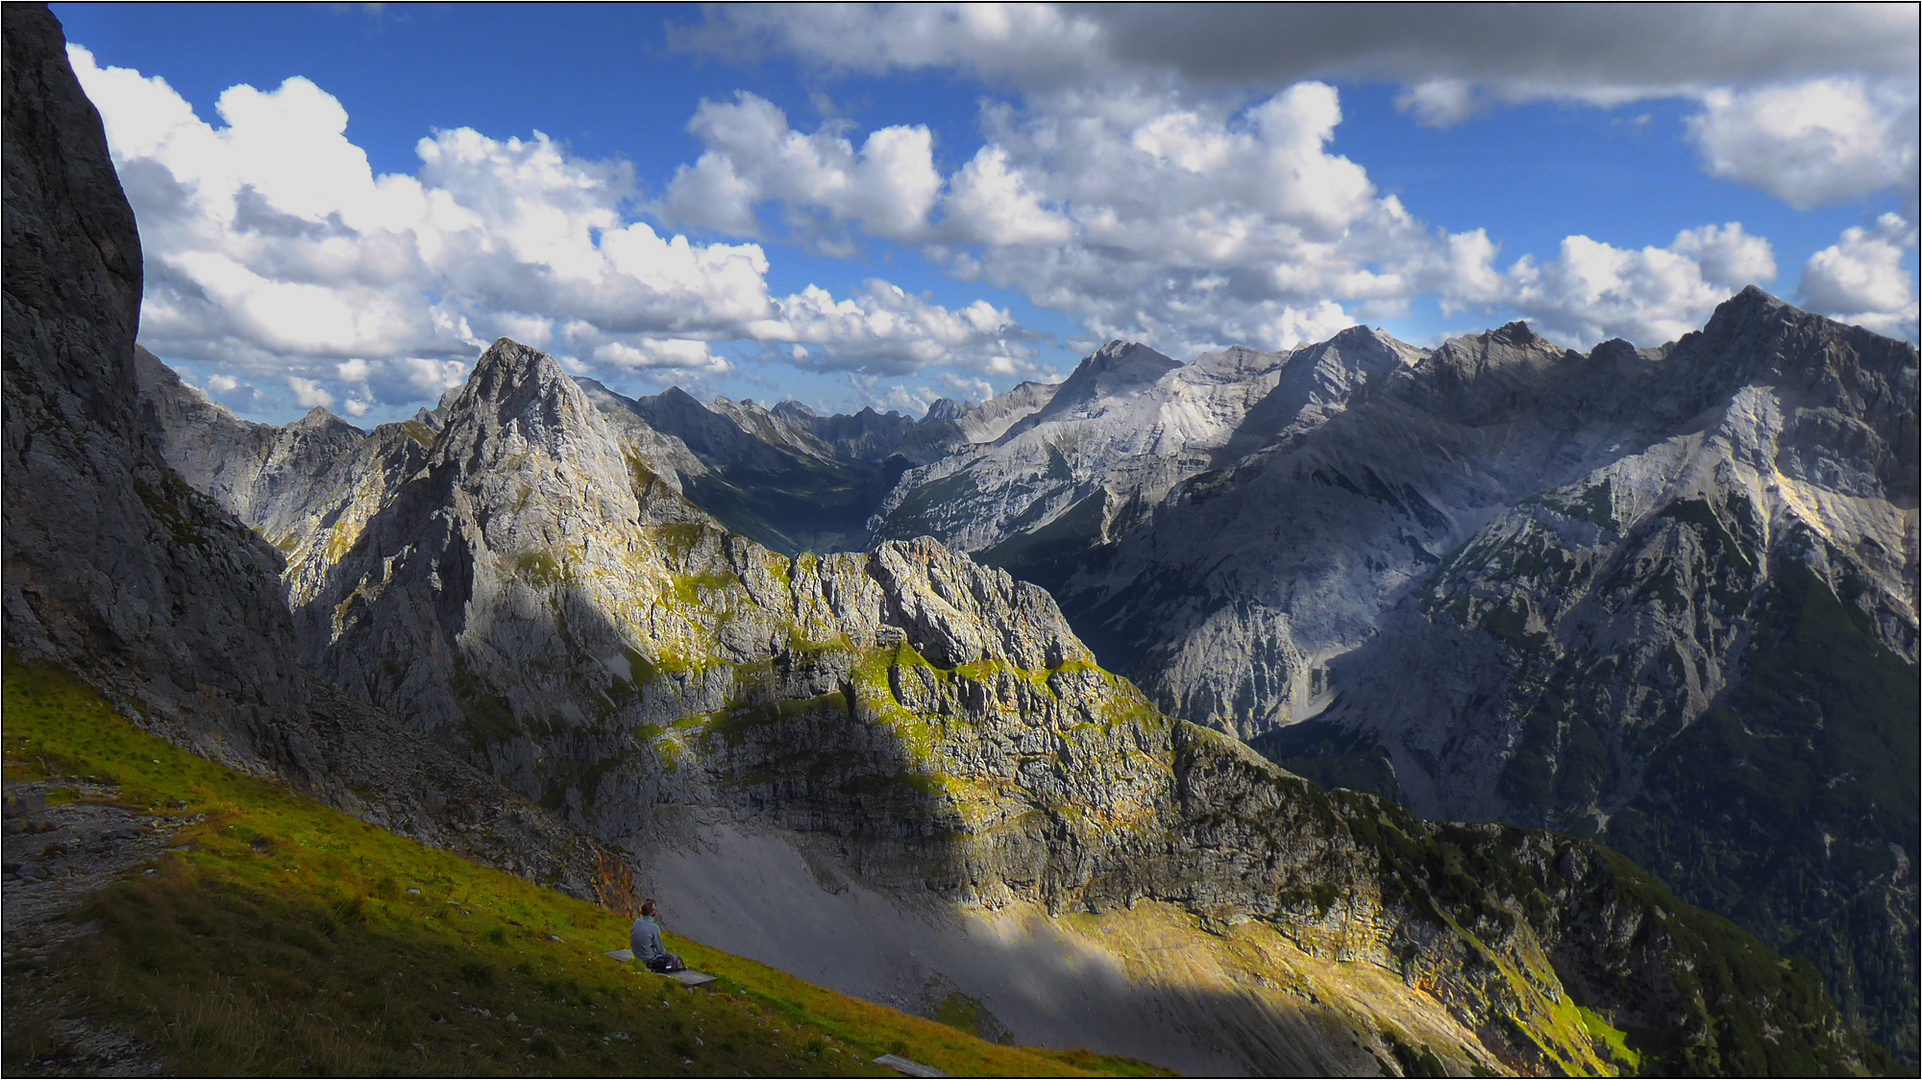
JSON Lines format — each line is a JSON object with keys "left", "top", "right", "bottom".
{"left": 641, "top": 899, "right": 657, "bottom": 918}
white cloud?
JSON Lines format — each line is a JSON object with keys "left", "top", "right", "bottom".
{"left": 655, "top": 78, "right": 1815, "bottom": 360}
{"left": 683, "top": 5, "right": 1919, "bottom": 213}
{"left": 69, "top": 47, "right": 1029, "bottom": 420}
{"left": 1396, "top": 79, "right": 1481, "bottom": 128}
{"left": 1493, "top": 226, "right": 1777, "bottom": 346}
{"left": 662, "top": 93, "right": 942, "bottom": 242}
{"left": 287, "top": 376, "right": 335, "bottom": 409}
{"left": 1799, "top": 213, "right": 1919, "bottom": 341}
{"left": 945, "top": 145, "right": 1073, "bottom": 245}
{"left": 936, "top": 84, "right": 1437, "bottom": 357}
{"left": 752, "top": 281, "right": 1040, "bottom": 378}
{"left": 1670, "top": 222, "right": 1778, "bottom": 291}
{"left": 1687, "top": 79, "right": 1919, "bottom": 210}
{"left": 592, "top": 339, "right": 732, "bottom": 373}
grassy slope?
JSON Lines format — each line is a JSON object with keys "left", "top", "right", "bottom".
{"left": 0, "top": 661, "right": 1163, "bottom": 1078}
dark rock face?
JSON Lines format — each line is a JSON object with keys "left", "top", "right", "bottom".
{"left": 1, "top": 3, "right": 634, "bottom": 911}
{"left": 3, "top": 2, "right": 308, "bottom": 772}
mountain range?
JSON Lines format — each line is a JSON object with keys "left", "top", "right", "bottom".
{"left": 6, "top": 3, "right": 1915, "bottom": 1074}
{"left": 364, "top": 281, "right": 1907, "bottom": 1065}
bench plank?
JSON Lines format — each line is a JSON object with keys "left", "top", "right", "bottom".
{"left": 873, "top": 1053, "right": 950, "bottom": 1078}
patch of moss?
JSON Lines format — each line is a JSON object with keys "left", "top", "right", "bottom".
{"left": 514, "top": 549, "right": 569, "bottom": 588}
{"left": 399, "top": 420, "right": 435, "bottom": 449}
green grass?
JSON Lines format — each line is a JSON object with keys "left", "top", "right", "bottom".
{"left": 0, "top": 661, "right": 1165, "bottom": 1078}
{"left": 1577, "top": 1006, "right": 1641, "bottom": 1072}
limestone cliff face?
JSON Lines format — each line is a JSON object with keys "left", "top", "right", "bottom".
{"left": 1264, "top": 292, "right": 1920, "bottom": 1060}
{"left": 2, "top": 3, "right": 636, "bottom": 911}
{"left": 145, "top": 332, "right": 1877, "bottom": 1073}
{"left": 4, "top": 5, "right": 306, "bottom": 774}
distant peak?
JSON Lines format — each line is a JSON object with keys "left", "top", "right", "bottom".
{"left": 1075, "top": 340, "right": 1179, "bottom": 378}
{"left": 1492, "top": 320, "right": 1540, "bottom": 344}
{"left": 922, "top": 397, "right": 968, "bottom": 424}
{"left": 470, "top": 338, "right": 563, "bottom": 388}
{"left": 449, "top": 338, "right": 587, "bottom": 425}
{"left": 1700, "top": 285, "right": 1804, "bottom": 342}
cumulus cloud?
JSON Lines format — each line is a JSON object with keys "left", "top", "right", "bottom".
{"left": 682, "top": 5, "right": 1919, "bottom": 212}
{"left": 287, "top": 376, "right": 335, "bottom": 409}
{"left": 661, "top": 81, "right": 1427, "bottom": 357}
{"left": 1491, "top": 225, "right": 1779, "bottom": 346}
{"left": 658, "top": 73, "right": 1817, "bottom": 359}
{"left": 752, "top": 281, "right": 1040, "bottom": 378}
{"left": 1687, "top": 79, "right": 1919, "bottom": 210}
{"left": 657, "top": 11, "right": 1914, "bottom": 358}
{"left": 70, "top": 46, "right": 1029, "bottom": 421}
{"left": 1670, "top": 222, "right": 1779, "bottom": 290}
{"left": 1799, "top": 213, "right": 1919, "bottom": 341}
{"left": 661, "top": 93, "right": 942, "bottom": 242}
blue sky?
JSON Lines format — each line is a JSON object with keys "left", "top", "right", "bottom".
{"left": 54, "top": 3, "right": 1920, "bottom": 424}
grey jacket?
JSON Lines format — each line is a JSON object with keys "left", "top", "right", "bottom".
{"left": 630, "top": 915, "right": 665, "bottom": 962}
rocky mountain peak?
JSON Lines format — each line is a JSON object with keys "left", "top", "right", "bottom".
{"left": 438, "top": 337, "right": 599, "bottom": 452}
{"left": 1031, "top": 340, "right": 1181, "bottom": 423}
{"left": 921, "top": 397, "right": 969, "bottom": 424}
{"left": 1420, "top": 319, "right": 1575, "bottom": 392}
{"left": 1082, "top": 339, "right": 1181, "bottom": 381}
{"left": 1490, "top": 319, "right": 1542, "bottom": 345}
{"left": 290, "top": 405, "right": 357, "bottom": 436}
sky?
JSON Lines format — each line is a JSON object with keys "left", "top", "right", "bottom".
{"left": 53, "top": 2, "right": 1921, "bottom": 425}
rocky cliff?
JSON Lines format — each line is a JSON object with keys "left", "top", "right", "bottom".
{"left": 1263, "top": 292, "right": 1920, "bottom": 1060}
{"left": 855, "top": 290, "right": 1916, "bottom": 1062}
{"left": 2, "top": 1, "right": 635, "bottom": 911}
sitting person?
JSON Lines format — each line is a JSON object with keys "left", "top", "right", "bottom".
{"left": 630, "top": 898, "right": 686, "bottom": 973}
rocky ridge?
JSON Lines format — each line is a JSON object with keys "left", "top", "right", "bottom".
{"left": 144, "top": 331, "right": 1880, "bottom": 1073}
{"left": 582, "top": 381, "right": 915, "bottom": 554}
{"left": 836, "top": 292, "right": 1917, "bottom": 1060}
{"left": 1263, "top": 291, "right": 1920, "bottom": 1059}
